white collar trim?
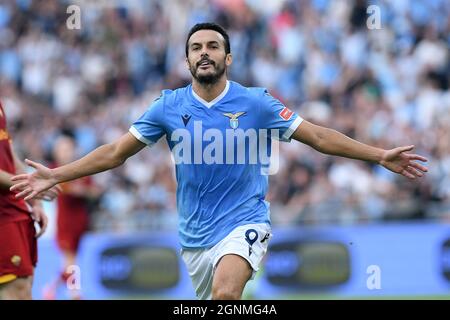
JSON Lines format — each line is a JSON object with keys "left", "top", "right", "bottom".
{"left": 192, "top": 81, "right": 230, "bottom": 108}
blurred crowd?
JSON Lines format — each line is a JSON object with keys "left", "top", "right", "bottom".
{"left": 0, "top": 0, "right": 449, "bottom": 232}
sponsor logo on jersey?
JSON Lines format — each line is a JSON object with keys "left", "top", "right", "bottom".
{"left": 181, "top": 114, "right": 192, "bottom": 126}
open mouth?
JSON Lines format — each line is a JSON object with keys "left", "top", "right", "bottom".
{"left": 198, "top": 60, "right": 214, "bottom": 69}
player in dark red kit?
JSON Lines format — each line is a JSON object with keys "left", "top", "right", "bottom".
{"left": 43, "top": 134, "right": 102, "bottom": 300}
{"left": 0, "top": 102, "right": 59, "bottom": 299}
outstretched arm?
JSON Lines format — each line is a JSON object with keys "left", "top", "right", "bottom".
{"left": 292, "top": 120, "right": 428, "bottom": 179}
{"left": 11, "top": 132, "right": 146, "bottom": 200}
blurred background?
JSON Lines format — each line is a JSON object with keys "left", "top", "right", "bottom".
{"left": 0, "top": 0, "right": 449, "bottom": 299}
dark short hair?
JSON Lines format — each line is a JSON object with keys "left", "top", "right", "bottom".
{"left": 185, "top": 22, "right": 231, "bottom": 57}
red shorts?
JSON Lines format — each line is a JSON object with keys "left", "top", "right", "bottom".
{"left": 56, "top": 211, "right": 88, "bottom": 253}
{"left": 0, "top": 220, "right": 37, "bottom": 281}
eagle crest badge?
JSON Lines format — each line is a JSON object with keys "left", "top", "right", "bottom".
{"left": 223, "top": 112, "right": 246, "bottom": 129}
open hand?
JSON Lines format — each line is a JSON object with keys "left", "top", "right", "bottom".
{"left": 380, "top": 145, "right": 428, "bottom": 179}
{"left": 10, "top": 159, "right": 58, "bottom": 201}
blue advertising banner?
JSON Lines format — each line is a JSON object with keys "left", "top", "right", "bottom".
{"left": 32, "top": 223, "right": 450, "bottom": 299}
{"left": 254, "top": 223, "right": 450, "bottom": 298}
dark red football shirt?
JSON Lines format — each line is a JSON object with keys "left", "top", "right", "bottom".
{"left": 0, "top": 102, "right": 31, "bottom": 224}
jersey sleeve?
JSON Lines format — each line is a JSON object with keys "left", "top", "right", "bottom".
{"left": 129, "top": 94, "right": 166, "bottom": 146}
{"left": 259, "top": 89, "right": 303, "bottom": 142}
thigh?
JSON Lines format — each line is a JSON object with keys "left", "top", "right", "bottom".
{"left": 0, "top": 275, "right": 33, "bottom": 300}
{"left": 212, "top": 254, "right": 252, "bottom": 297}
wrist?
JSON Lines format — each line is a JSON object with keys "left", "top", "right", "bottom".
{"left": 50, "top": 168, "right": 60, "bottom": 185}
{"left": 377, "top": 149, "right": 387, "bottom": 165}
{"left": 28, "top": 199, "right": 43, "bottom": 207}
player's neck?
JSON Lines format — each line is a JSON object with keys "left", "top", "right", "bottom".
{"left": 192, "top": 77, "right": 228, "bottom": 103}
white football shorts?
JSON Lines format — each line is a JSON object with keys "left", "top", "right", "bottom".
{"left": 181, "top": 223, "right": 272, "bottom": 300}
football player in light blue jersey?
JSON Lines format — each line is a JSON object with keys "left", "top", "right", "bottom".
{"left": 130, "top": 79, "right": 303, "bottom": 249}
{"left": 11, "top": 23, "right": 428, "bottom": 300}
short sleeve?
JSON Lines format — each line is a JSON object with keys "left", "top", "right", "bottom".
{"left": 129, "top": 95, "right": 166, "bottom": 146}
{"left": 259, "top": 89, "right": 303, "bottom": 142}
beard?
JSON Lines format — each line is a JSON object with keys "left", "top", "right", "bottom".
{"left": 189, "top": 57, "right": 226, "bottom": 85}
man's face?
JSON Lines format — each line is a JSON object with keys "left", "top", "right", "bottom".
{"left": 53, "top": 136, "right": 76, "bottom": 165}
{"left": 186, "top": 30, "right": 232, "bottom": 85}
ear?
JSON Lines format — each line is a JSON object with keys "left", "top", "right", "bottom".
{"left": 185, "top": 57, "right": 190, "bottom": 70}
{"left": 225, "top": 53, "right": 233, "bottom": 67}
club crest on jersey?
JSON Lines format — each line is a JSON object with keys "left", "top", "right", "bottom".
{"left": 11, "top": 255, "right": 21, "bottom": 267}
{"left": 223, "top": 112, "right": 246, "bottom": 129}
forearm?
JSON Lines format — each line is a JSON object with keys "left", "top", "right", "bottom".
{"left": 313, "top": 127, "right": 384, "bottom": 163}
{"left": 2, "top": 144, "right": 27, "bottom": 189}
{"left": 52, "top": 143, "right": 125, "bottom": 184}
{"left": 0, "top": 170, "right": 13, "bottom": 189}
{"left": 14, "top": 160, "right": 27, "bottom": 175}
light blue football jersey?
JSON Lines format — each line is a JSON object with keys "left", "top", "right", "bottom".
{"left": 130, "top": 81, "right": 303, "bottom": 248}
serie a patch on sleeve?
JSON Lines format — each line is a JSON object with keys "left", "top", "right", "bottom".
{"left": 279, "top": 107, "right": 294, "bottom": 120}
